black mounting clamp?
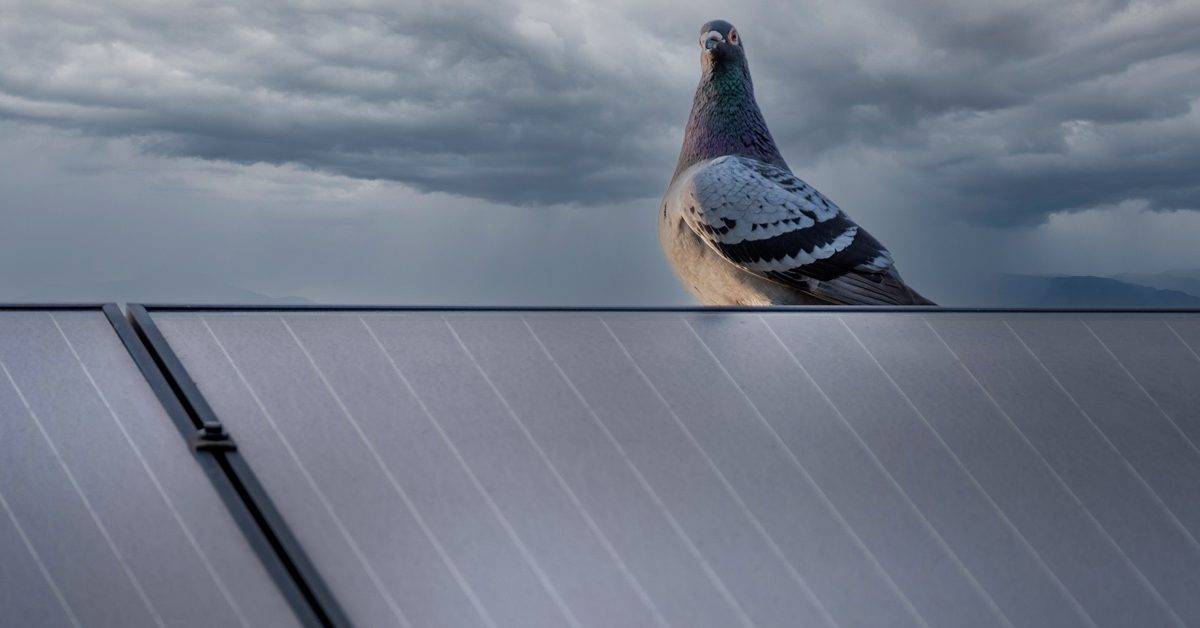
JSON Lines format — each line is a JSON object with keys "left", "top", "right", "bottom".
{"left": 190, "top": 422, "right": 237, "bottom": 453}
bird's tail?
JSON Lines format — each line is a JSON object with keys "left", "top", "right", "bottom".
{"left": 807, "top": 269, "right": 936, "bottom": 306}
{"left": 905, "top": 286, "right": 936, "bottom": 306}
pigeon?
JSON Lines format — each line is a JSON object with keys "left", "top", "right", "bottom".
{"left": 660, "top": 20, "right": 934, "bottom": 306}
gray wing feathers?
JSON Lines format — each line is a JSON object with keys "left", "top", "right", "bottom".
{"left": 684, "top": 156, "right": 839, "bottom": 247}
{"left": 672, "top": 155, "right": 933, "bottom": 305}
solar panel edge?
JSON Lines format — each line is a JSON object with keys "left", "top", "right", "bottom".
{"left": 0, "top": 303, "right": 114, "bottom": 311}
{"left": 118, "top": 305, "right": 345, "bottom": 628}
{"left": 137, "top": 304, "right": 1200, "bottom": 314}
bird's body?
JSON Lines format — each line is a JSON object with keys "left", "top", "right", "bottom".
{"left": 661, "top": 20, "right": 933, "bottom": 306}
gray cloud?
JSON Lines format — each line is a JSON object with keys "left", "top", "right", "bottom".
{"left": 4, "top": 0, "right": 1198, "bottom": 223}
{"left": 0, "top": 0, "right": 687, "bottom": 205}
{"left": 741, "top": 0, "right": 1200, "bottom": 226}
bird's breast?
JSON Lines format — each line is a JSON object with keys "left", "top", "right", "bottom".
{"left": 659, "top": 193, "right": 815, "bottom": 306}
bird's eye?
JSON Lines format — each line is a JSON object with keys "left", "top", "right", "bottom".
{"left": 729, "top": 29, "right": 739, "bottom": 45}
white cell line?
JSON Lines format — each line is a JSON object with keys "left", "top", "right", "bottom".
{"left": 200, "top": 318, "right": 413, "bottom": 628}
{"left": 682, "top": 319, "right": 930, "bottom": 628}
{"left": 51, "top": 315, "right": 252, "bottom": 628}
{"left": 522, "top": 317, "right": 756, "bottom": 628}
{"left": 758, "top": 316, "right": 1008, "bottom": 628}
{"left": 1166, "top": 324, "right": 1200, "bottom": 414}
{"left": 840, "top": 317, "right": 1087, "bottom": 628}
{"left": 1165, "top": 322, "right": 1200, "bottom": 365}
{"left": 601, "top": 318, "right": 840, "bottom": 628}
{"left": 0, "top": 356, "right": 166, "bottom": 628}
{"left": 359, "top": 317, "right": 582, "bottom": 628}
{"left": 281, "top": 319, "right": 498, "bottom": 628}
{"left": 0, "top": 484, "right": 82, "bottom": 628}
{"left": 1165, "top": 321, "right": 1200, "bottom": 444}
{"left": 924, "top": 317, "right": 1177, "bottom": 625}
{"left": 1004, "top": 320, "right": 1200, "bottom": 556}
{"left": 444, "top": 319, "right": 671, "bottom": 628}
{"left": 1082, "top": 322, "right": 1200, "bottom": 460}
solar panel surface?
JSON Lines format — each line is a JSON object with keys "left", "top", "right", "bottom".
{"left": 0, "top": 307, "right": 302, "bottom": 628}
{"left": 143, "top": 308, "right": 1200, "bottom": 628}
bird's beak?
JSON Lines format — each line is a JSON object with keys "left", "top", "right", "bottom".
{"left": 701, "top": 31, "right": 724, "bottom": 51}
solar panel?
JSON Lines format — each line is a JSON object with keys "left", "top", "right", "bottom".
{"left": 138, "top": 307, "right": 1200, "bottom": 628}
{"left": 0, "top": 306, "right": 304, "bottom": 627}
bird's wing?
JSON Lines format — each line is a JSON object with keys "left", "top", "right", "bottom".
{"left": 670, "top": 155, "right": 932, "bottom": 305}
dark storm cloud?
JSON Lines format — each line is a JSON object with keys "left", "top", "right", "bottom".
{"left": 0, "top": 0, "right": 688, "bottom": 204}
{"left": 737, "top": 0, "right": 1200, "bottom": 225}
{"left": 2, "top": 0, "right": 1199, "bottom": 223}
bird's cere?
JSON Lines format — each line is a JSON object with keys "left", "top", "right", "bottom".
{"left": 701, "top": 31, "right": 723, "bottom": 49}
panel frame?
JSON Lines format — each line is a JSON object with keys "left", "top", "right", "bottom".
{"left": 0, "top": 303, "right": 114, "bottom": 311}
{"left": 136, "top": 304, "right": 1200, "bottom": 314}
{"left": 99, "top": 304, "right": 341, "bottom": 628}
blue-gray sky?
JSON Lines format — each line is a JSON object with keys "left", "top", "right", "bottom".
{"left": 2, "top": 0, "right": 1199, "bottom": 305}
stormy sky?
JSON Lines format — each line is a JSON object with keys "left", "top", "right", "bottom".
{"left": 2, "top": 0, "right": 1199, "bottom": 305}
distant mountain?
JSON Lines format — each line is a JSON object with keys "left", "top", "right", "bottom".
{"left": 1112, "top": 270, "right": 1200, "bottom": 299}
{"left": 9, "top": 274, "right": 312, "bottom": 306}
{"left": 964, "top": 274, "right": 1200, "bottom": 307}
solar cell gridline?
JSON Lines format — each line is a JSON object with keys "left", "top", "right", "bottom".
{"left": 130, "top": 304, "right": 1200, "bottom": 628}
{"left": 0, "top": 304, "right": 318, "bottom": 628}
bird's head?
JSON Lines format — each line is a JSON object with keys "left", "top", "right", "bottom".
{"left": 698, "top": 20, "right": 746, "bottom": 71}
